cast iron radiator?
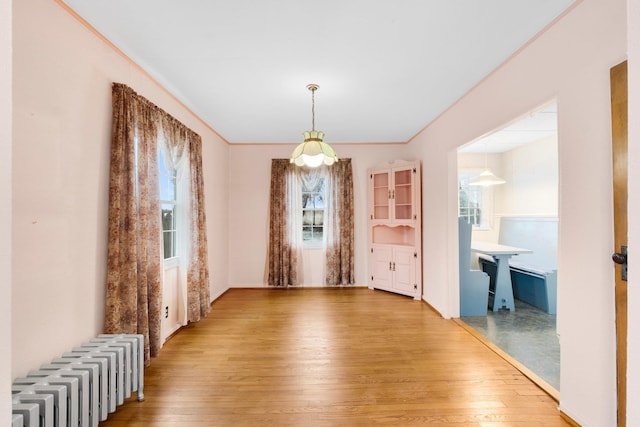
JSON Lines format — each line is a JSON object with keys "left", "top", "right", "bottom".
{"left": 11, "top": 334, "right": 144, "bottom": 427}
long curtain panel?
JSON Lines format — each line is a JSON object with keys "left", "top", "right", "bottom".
{"left": 324, "top": 159, "right": 355, "bottom": 285}
{"left": 186, "top": 133, "right": 211, "bottom": 321}
{"left": 105, "top": 83, "right": 162, "bottom": 362}
{"left": 105, "top": 83, "right": 211, "bottom": 363}
{"left": 267, "top": 159, "right": 300, "bottom": 287}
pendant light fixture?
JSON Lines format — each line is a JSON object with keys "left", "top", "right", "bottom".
{"left": 468, "top": 142, "right": 506, "bottom": 186}
{"left": 290, "top": 84, "right": 338, "bottom": 168}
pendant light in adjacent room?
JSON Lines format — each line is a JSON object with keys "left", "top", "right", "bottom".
{"left": 290, "top": 84, "right": 338, "bottom": 168}
{"left": 469, "top": 142, "right": 505, "bottom": 186}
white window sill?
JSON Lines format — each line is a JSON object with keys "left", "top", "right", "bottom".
{"left": 163, "top": 257, "right": 179, "bottom": 269}
{"left": 303, "top": 244, "right": 324, "bottom": 250}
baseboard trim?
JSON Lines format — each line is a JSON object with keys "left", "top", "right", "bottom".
{"left": 559, "top": 410, "right": 581, "bottom": 427}
{"left": 420, "top": 296, "right": 444, "bottom": 316}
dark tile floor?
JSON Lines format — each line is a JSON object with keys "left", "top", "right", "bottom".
{"left": 462, "top": 299, "right": 560, "bottom": 391}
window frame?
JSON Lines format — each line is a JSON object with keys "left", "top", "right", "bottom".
{"left": 301, "top": 177, "right": 326, "bottom": 248}
{"left": 458, "top": 169, "right": 494, "bottom": 231}
{"left": 158, "top": 148, "right": 179, "bottom": 263}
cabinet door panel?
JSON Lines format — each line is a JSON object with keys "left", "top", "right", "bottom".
{"left": 392, "top": 247, "right": 416, "bottom": 294}
{"left": 371, "top": 246, "right": 393, "bottom": 290}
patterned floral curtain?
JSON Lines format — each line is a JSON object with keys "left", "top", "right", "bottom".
{"left": 324, "top": 159, "right": 355, "bottom": 285}
{"left": 267, "top": 159, "right": 301, "bottom": 287}
{"left": 105, "top": 83, "right": 162, "bottom": 363}
{"left": 105, "top": 83, "right": 210, "bottom": 363}
{"left": 186, "top": 133, "right": 211, "bottom": 321}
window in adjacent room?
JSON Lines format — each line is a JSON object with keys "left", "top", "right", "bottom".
{"left": 458, "top": 170, "right": 493, "bottom": 229}
{"left": 159, "top": 148, "right": 177, "bottom": 260}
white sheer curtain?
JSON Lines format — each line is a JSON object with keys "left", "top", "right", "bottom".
{"left": 287, "top": 167, "right": 304, "bottom": 282}
{"left": 158, "top": 128, "right": 190, "bottom": 325}
{"left": 300, "top": 167, "right": 325, "bottom": 194}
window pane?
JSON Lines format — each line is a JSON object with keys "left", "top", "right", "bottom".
{"left": 302, "top": 226, "right": 313, "bottom": 241}
{"left": 459, "top": 171, "right": 490, "bottom": 228}
{"left": 302, "top": 226, "right": 323, "bottom": 243}
{"left": 159, "top": 148, "right": 178, "bottom": 260}
{"left": 163, "top": 230, "right": 176, "bottom": 259}
{"left": 302, "top": 177, "right": 325, "bottom": 245}
{"left": 161, "top": 203, "right": 175, "bottom": 231}
{"left": 159, "top": 173, "right": 176, "bottom": 201}
{"left": 313, "top": 194, "right": 324, "bottom": 209}
{"left": 302, "top": 209, "right": 324, "bottom": 226}
{"left": 303, "top": 193, "right": 314, "bottom": 209}
{"left": 302, "top": 210, "right": 314, "bottom": 226}
{"left": 158, "top": 149, "right": 176, "bottom": 201}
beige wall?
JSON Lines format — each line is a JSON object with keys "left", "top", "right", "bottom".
{"left": 1, "top": 0, "right": 11, "bottom": 421}
{"left": 500, "top": 135, "right": 558, "bottom": 215}
{"left": 227, "top": 143, "right": 412, "bottom": 287}
{"left": 11, "top": 0, "right": 229, "bottom": 378}
{"left": 407, "top": 0, "right": 625, "bottom": 424}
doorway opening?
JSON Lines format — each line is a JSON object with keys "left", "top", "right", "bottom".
{"left": 456, "top": 102, "right": 560, "bottom": 393}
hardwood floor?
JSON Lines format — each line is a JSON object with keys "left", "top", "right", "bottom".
{"left": 100, "top": 288, "right": 571, "bottom": 426}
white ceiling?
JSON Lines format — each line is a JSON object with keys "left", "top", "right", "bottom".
{"left": 60, "top": 0, "right": 574, "bottom": 145}
{"left": 459, "top": 103, "right": 558, "bottom": 153}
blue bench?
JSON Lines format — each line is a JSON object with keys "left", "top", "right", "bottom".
{"left": 459, "top": 218, "right": 490, "bottom": 316}
{"left": 479, "top": 258, "right": 557, "bottom": 314}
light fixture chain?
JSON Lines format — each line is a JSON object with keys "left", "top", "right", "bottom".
{"left": 311, "top": 86, "right": 315, "bottom": 131}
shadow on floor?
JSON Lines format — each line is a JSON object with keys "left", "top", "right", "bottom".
{"left": 461, "top": 299, "right": 560, "bottom": 391}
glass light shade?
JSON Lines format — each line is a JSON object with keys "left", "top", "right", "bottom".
{"left": 468, "top": 169, "right": 506, "bottom": 186}
{"left": 290, "top": 131, "right": 338, "bottom": 167}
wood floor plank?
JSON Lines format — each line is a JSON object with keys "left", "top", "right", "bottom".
{"left": 99, "top": 288, "right": 570, "bottom": 426}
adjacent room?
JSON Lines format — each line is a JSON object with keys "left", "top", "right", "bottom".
{"left": 457, "top": 104, "right": 560, "bottom": 393}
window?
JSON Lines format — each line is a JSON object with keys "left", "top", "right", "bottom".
{"left": 302, "top": 177, "right": 325, "bottom": 245}
{"left": 158, "top": 149, "right": 177, "bottom": 259}
{"left": 458, "top": 170, "right": 493, "bottom": 229}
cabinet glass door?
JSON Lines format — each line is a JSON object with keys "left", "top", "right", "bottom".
{"left": 393, "top": 168, "right": 413, "bottom": 221}
{"left": 372, "top": 171, "right": 390, "bottom": 220}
